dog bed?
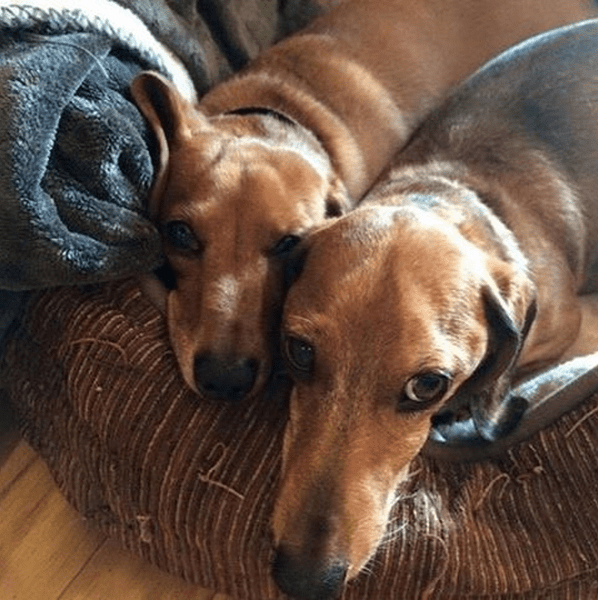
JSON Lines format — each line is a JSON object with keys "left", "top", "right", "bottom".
{"left": 2, "top": 278, "right": 598, "bottom": 599}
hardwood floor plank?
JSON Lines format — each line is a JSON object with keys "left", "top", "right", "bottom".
{"left": 58, "top": 538, "right": 224, "bottom": 600}
{"left": 0, "top": 442, "right": 105, "bottom": 600}
{"left": 0, "top": 440, "right": 227, "bottom": 600}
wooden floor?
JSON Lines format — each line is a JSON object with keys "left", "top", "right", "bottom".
{"left": 0, "top": 400, "right": 230, "bottom": 600}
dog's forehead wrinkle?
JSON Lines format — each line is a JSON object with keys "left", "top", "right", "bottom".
{"left": 215, "top": 129, "right": 331, "bottom": 181}
{"left": 258, "top": 120, "right": 334, "bottom": 176}
{"left": 294, "top": 216, "right": 492, "bottom": 369}
{"left": 223, "top": 149, "right": 328, "bottom": 224}
{"left": 179, "top": 132, "right": 242, "bottom": 183}
{"left": 284, "top": 312, "right": 322, "bottom": 337}
{"left": 389, "top": 162, "right": 532, "bottom": 271}
{"left": 364, "top": 164, "right": 530, "bottom": 264}
{"left": 366, "top": 161, "right": 465, "bottom": 201}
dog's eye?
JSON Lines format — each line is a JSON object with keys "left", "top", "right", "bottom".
{"left": 400, "top": 372, "right": 450, "bottom": 411}
{"left": 284, "top": 335, "right": 315, "bottom": 377}
{"left": 271, "top": 235, "right": 302, "bottom": 258}
{"left": 163, "top": 221, "right": 201, "bottom": 252}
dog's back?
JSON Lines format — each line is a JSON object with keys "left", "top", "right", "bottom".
{"left": 200, "top": 0, "right": 598, "bottom": 199}
{"left": 398, "top": 19, "right": 598, "bottom": 292}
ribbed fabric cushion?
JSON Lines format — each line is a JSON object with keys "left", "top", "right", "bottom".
{"left": 2, "top": 279, "right": 598, "bottom": 599}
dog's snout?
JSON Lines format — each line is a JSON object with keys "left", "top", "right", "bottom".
{"left": 194, "top": 353, "right": 258, "bottom": 402}
{"left": 272, "top": 546, "right": 348, "bottom": 600}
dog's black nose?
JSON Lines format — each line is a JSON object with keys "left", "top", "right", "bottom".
{"left": 272, "top": 546, "right": 348, "bottom": 600}
{"left": 194, "top": 353, "right": 258, "bottom": 402}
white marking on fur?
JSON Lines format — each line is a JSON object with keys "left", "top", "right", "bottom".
{"left": 212, "top": 274, "right": 239, "bottom": 318}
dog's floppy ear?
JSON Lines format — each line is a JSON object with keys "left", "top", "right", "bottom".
{"left": 130, "top": 72, "right": 207, "bottom": 217}
{"left": 130, "top": 71, "right": 200, "bottom": 145}
{"left": 453, "top": 285, "right": 537, "bottom": 441}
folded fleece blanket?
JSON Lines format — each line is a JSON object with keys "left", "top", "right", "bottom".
{"left": 0, "top": 0, "right": 205, "bottom": 289}
{"left": 0, "top": 0, "right": 215, "bottom": 348}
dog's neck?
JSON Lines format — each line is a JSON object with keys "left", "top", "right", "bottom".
{"left": 364, "top": 163, "right": 528, "bottom": 272}
{"left": 223, "top": 106, "right": 298, "bottom": 128}
{"left": 198, "top": 55, "right": 409, "bottom": 201}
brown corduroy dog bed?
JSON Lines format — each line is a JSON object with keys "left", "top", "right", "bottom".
{"left": 2, "top": 278, "right": 598, "bottom": 599}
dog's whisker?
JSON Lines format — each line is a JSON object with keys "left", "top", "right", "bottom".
{"left": 359, "top": 562, "right": 377, "bottom": 577}
{"left": 379, "top": 522, "right": 410, "bottom": 548}
{"left": 405, "top": 466, "right": 424, "bottom": 481}
{"left": 359, "top": 552, "right": 385, "bottom": 579}
{"left": 389, "top": 490, "right": 419, "bottom": 510}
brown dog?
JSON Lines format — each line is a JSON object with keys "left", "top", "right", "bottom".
{"left": 131, "top": 0, "right": 598, "bottom": 403}
{"left": 273, "top": 20, "right": 598, "bottom": 599}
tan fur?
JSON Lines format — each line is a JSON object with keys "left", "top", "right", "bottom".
{"left": 274, "top": 169, "right": 586, "bottom": 585}
{"left": 131, "top": 0, "right": 598, "bottom": 402}
{"left": 273, "top": 20, "right": 598, "bottom": 596}
{"left": 276, "top": 205, "right": 497, "bottom": 579}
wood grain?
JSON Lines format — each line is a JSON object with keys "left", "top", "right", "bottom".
{"left": 0, "top": 422, "right": 225, "bottom": 600}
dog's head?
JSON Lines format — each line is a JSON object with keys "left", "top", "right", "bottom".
{"left": 131, "top": 72, "right": 352, "bottom": 402}
{"left": 272, "top": 204, "right": 536, "bottom": 598}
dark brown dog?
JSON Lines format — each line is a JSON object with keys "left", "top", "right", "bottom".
{"left": 273, "top": 20, "right": 598, "bottom": 599}
{"left": 131, "top": 0, "right": 598, "bottom": 403}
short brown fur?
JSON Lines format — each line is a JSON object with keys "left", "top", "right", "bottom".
{"left": 274, "top": 20, "right": 598, "bottom": 598}
{"left": 131, "top": 0, "right": 598, "bottom": 402}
